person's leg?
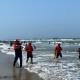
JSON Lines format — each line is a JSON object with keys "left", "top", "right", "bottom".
{"left": 26, "top": 53, "right": 29, "bottom": 62}
{"left": 13, "top": 54, "right": 18, "bottom": 67}
{"left": 30, "top": 54, "right": 33, "bottom": 64}
{"left": 19, "top": 54, "right": 22, "bottom": 68}
{"left": 60, "top": 53, "right": 62, "bottom": 58}
{"left": 79, "top": 53, "right": 80, "bottom": 59}
{"left": 56, "top": 53, "right": 59, "bottom": 58}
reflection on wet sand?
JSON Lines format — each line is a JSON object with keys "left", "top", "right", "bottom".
{"left": 12, "top": 68, "right": 32, "bottom": 80}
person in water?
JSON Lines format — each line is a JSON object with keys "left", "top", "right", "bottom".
{"left": 78, "top": 48, "right": 80, "bottom": 59}
{"left": 25, "top": 42, "right": 33, "bottom": 64}
{"left": 55, "top": 43, "right": 62, "bottom": 58}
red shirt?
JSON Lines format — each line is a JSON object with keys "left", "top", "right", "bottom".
{"left": 25, "top": 45, "right": 33, "bottom": 53}
{"left": 55, "top": 46, "right": 62, "bottom": 53}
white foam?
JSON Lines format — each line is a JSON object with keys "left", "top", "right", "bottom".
{"left": 6, "top": 52, "right": 15, "bottom": 55}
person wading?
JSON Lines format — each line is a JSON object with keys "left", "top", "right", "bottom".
{"left": 25, "top": 42, "right": 33, "bottom": 64}
{"left": 55, "top": 43, "right": 62, "bottom": 59}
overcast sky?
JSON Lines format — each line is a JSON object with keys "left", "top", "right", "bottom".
{"left": 0, "top": 0, "right": 80, "bottom": 40}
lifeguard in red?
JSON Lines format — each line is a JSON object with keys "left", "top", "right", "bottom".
{"left": 55, "top": 43, "right": 62, "bottom": 58}
{"left": 25, "top": 42, "right": 33, "bottom": 64}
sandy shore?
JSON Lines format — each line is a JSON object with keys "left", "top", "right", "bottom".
{"left": 0, "top": 51, "right": 43, "bottom": 80}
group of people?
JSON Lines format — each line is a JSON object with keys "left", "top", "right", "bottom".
{"left": 12, "top": 39, "right": 80, "bottom": 68}
{"left": 13, "top": 39, "right": 33, "bottom": 68}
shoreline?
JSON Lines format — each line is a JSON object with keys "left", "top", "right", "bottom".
{"left": 0, "top": 51, "right": 43, "bottom": 80}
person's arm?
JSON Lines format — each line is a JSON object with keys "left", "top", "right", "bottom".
{"left": 32, "top": 46, "right": 33, "bottom": 51}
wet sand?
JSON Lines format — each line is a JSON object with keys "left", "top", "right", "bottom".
{"left": 0, "top": 52, "right": 43, "bottom": 80}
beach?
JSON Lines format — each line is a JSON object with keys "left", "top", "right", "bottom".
{"left": 0, "top": 51, "right": 43, "bottom": 80}
{"left": 0, "top": 39, "right": 80, "bottom": 80}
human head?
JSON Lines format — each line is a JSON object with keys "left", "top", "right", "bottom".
{"left": 15, "top": 39, "right": 20, "bottom": 44}
{"left": 16, "top": 39, "right": 19, "bottom": 42}
{"left": 28, "top": 42, "right": 32, "bottom": 45}
{"left": 58, "top": 43, "right": 61, "bottom": 46}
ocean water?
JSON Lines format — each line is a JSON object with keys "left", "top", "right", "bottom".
{"left": 0, "top": 39, "right": 80, "bottom": 80}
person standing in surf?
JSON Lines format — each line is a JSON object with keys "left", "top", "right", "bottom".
{"left": 78, "top": 48, "right": 80, "bottom": 59}
{"left": 25, "top": 42, "right": 33, "bottom": 64}
{"left": 55, "top": 43, "right": 62, "bottom": 59}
